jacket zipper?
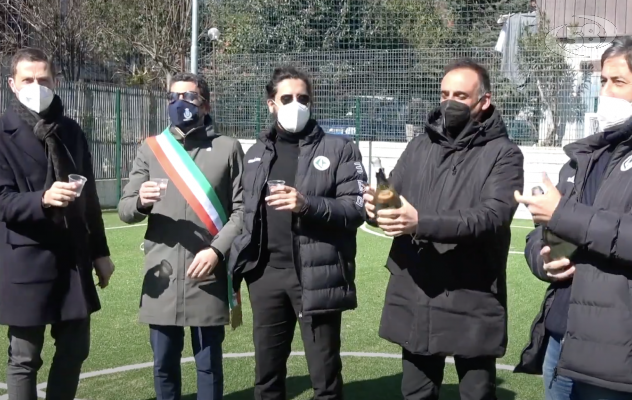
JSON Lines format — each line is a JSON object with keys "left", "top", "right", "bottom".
{"left": 294, "top": 150, "right": 303, "bottom": 319}
{"left": 440, "top": 136, "right": 477, "bottom": 298}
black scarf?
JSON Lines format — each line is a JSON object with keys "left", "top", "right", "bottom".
{"left": 10, "top": 94, "right": 78, "bottom": 188}
{"left": 11, "top": 95, "right": 81, "bottom": 227}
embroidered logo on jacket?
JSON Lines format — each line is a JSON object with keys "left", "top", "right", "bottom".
{"left": 313, "top": 156, "right": 331, "bottom": 171}
{"left": 621, "top": 155, "right": 632, "bottom": 172}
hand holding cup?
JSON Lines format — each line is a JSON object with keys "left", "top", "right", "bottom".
{"left": 43, "top": 181, "right": 78, "bottom": 208}
{"left": 139, "top": 181, "right": 161, "bottom": 206}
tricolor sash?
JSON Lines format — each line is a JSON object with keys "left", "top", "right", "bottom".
{"left": 146, "top": 128, "right": 242, "bottom": 329}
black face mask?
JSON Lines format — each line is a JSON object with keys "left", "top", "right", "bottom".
{"left": 440, "top": 100, "right": 474, "bottom": 137}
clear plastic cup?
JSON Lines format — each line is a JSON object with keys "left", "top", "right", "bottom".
{"left": 151, "top": 178, "right": 169, "bottom": 198}
{"left": 68, "top": 174, "right": 88, "bottom": 197}
{"left": 267, "top": 179, "right": 286, "bottom": 193}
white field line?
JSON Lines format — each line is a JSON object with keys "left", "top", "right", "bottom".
{"left": 104, "top": 224, "right": 147, "bottom": 230}
{"left": 0, "top": 351, "right": 518, "bottom": 400}
{"left": 104, "top": 223, "right": 533, "bottom": 232}
{"left": 360, "top": 224, "right": 524, "bottom": 255}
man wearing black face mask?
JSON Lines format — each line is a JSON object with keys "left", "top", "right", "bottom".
{"left": 363, "top": 58, "right": 524, "bottom": 400}
{"left": 119, "top": 72, "right": 244, "bottom": 400}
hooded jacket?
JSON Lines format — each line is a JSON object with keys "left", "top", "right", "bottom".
{"left": 378, "top": 105, "right": 524, "bottom": 357}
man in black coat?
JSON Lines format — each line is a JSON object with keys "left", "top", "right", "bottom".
{"left": 364, "top": 58, "right": 524, "bottom": 400}
{"left": 515, "top": 36, "right": 632, "bottom": 400}
{"left": 0, "top": 48, "right": 114, "bottom": 400}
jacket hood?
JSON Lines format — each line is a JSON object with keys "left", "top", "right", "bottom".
{"left": 563, "top": 116, "right": 632, "bottom": 162}
{"left": 425, "top": 104, "right": 509, "bottom": 150}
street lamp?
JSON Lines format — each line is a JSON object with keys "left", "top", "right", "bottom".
{"left": 190, "top": 0, "right": 199, "bottom": 73}
{"left": 208, "top": 27, "right": 221, "bottom": 125}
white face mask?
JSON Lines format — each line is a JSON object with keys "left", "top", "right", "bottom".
{"left": 596, "top": 95, "right": 632, "bottom": 133}
{"left": 17, "top": 83, "right": 55, "bottom": 113}
{"left": 275, "top": 100, "right": 310, "bottom": 133}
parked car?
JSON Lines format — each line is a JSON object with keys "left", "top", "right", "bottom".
{"left": 319, "top": 96, "right": 408, "bottom": 142}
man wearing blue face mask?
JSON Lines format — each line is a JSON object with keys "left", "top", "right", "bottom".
{"left": 119, "top": 72, "right": 245, "bottom": 400}
{"left": 515, "top": 37, "right": 632, "bottom": 400}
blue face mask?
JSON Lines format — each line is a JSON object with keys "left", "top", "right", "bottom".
{"left": 168, "top": 100, "right": 200, "bottom": 131}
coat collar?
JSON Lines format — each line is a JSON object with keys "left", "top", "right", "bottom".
{"left": 1, "top": 107, "right": 48, "bottom": 168}
{"left": 258, "top": 119, "right": 324, "bottom": 149}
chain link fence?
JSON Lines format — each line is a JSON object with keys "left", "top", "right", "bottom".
{"left": 206, "top": 47, "right": 599, "bottom": 146}
{"left": 199, "top": 0, "right": 604, "bottom": 146}
{"left": 0, "top": 0, "right": 614, "bottom": 186}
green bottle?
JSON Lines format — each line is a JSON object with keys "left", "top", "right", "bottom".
{"left": 532, "top": 186, "right": 578, "bottom": 260}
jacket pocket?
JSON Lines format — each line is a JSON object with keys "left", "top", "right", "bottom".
{"left": 338, "top": 252, "right": 353, "bottom": 286}
{"left": 6, "top": 230, "right": 41, "bottom": 246}
{"left": 5, "top": 230, "right": 58, "bottom": 283}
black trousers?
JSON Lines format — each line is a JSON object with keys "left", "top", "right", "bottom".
{"left": 246, "top": 265, "right": 343, "bottom": 400}
{"left": 6, "top": 318, "right": 91, "bottom": 400}
{"left": 401, "top": 349, "right": 497, "bottom": 400}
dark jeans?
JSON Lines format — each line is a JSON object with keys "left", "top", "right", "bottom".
{"left": 6, "top": 318, "right": 91, "bottom": 400}
{"left": 401, "top": 348, "right": 497, "bottom": 400}
{"left": 571, "top": 382, "right": 632, "bottom": 400}
{"left": 247, "top": 265, "right": 344, "bottom": 400}
{"left": 543, "top": 334, "right": 573, "bottom": 400}
{"left": 149, "top": 325, "right": 225, "bottom": 400}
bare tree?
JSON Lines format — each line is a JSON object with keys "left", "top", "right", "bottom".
{"left": 0, "top": 0, "right": 106, "bottom": 81}
{"left": 95, "top": 0, "right": 210, "bottom": 88}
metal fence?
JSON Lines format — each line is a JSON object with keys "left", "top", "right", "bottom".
{"left": 0, "top": 43, "right": 601, "bottom": 191}
{"left": 0, "top": 0, "right": 612, "bottom": 188}
{"left": 0, "top": 81, "right": 169, "bottom": 189}
{"left": 207, "top": 47, "right": 600, "bottom": 146}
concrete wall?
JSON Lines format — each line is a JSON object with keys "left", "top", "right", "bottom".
{"left": 101, "top": 139, "right": 569, "bottom": 220}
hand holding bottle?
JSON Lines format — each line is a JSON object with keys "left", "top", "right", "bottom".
{"left": 363, "top": 186, "right": 377, "bottom": 219}
{"left": 375, "top": 195, "right": 419, "bottom": 237}
{"left": 541, "top": 246, "right": 575, "bottom": 281}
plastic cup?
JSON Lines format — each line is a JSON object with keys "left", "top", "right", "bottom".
{"left": 151, "top": 178, "right": 169, "bottom": 198}
{"left": 68, "top": 174, "right": 87, "bottom": 197}
{"left": 267, "top": 179, "right": 286, "bottom": 193}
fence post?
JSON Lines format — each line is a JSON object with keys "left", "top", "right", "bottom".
{"left": 256, "top": 101, "right": 261, "bottom": 137}
{"left": 354, "top": 97, "right": 361, "bottom": 146}
{"left": 368, "top": 140, "right": 373, "bottom": 187}
{"left": 115, "top": 89, "right": 122, "bottom": 201}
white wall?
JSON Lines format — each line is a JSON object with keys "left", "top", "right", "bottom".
{"left": 237, "top": 139, "right": 569, "bottom": 221}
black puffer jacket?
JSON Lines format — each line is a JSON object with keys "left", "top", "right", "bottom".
{"left": 228, "top": 121, "right": 367, "bottom": 316}
{"left": 517, "top": 121, "right": 632, "bottom": 392}
{"left": 378, "top": 105, "right": 524, "bottom": 358}
{"left": 514, "top": 162, "right": 576, "bottom": 375}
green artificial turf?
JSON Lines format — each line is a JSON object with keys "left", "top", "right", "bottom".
{"left": 0, "top": 212, "right": 547, "bottom": 399}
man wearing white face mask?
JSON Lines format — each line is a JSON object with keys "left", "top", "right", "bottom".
{"left": 515, "top": 37, "right": 632, "bottom": 400}
{"left": 229, "top": 66, "right": 367, "bottom": 400}
{"left": 0, "top": 48, "right": 113, "bottom": 400}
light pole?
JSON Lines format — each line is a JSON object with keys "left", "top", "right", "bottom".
{"left": 208, "top": 27, "right": 221, "bottom": 124}
{"left": 190, "top": 0, "right": 199, "bottom": 73}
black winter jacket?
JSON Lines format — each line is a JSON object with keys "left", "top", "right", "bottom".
{"left": 378, "top": 105, "right": 524, "bottom": 358}
{"left": 514, "top": 164, "right": 575, "bottom": 375}
{"left": 228, "top": 121, "right": 367, "bottom": 316}
{"left": 516, "top": 121, "right": 632, "bottom": 392}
